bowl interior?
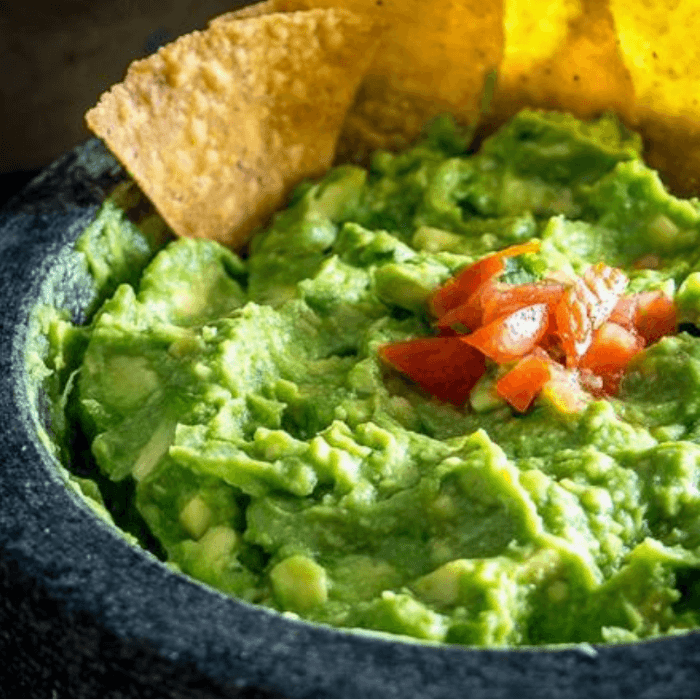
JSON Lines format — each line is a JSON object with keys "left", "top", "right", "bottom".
{"left": 1, "top": 138, "right": 700, "bottom": 698}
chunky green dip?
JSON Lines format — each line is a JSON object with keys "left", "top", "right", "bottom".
{"left": 52, "top": 110, "right": 700, "bottom": 646}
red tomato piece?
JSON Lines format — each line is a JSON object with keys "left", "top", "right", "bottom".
{"left": 429, "top": 255, "right": 503, "bottom": 319}
{"left": 378, "top": 336, "right": 486, "bottom": 406}
{"left": 436, "top": 325, "right": 460, "bottom": 337}
{"left": 579, "top": 321, "right": 645, "bottom": 394}
{"left": 582, "top": 263, "right": 629, "bottom": 329}
{"left": 429, "top": 241, "right": 541, "bottom": 318}
{"left": 633, "top": 291, "right": 677, "bottom": 345}
{"left": 434, "top": 278, "right": 499, "bottom": 333}
{"left": 555, "top": 281, "right": 594, "bottom": 367}
{"left": 608, "top": 295, "right": 636, "bottom": 330}
{"left": 555, "top": 264, "right": 629, "bottom": 368}
{"left": 538, "top": 303, "right": 565, "bottom": 360}
{"left": 495, "top": 350, "right": 553, "bottom": 413}
{"left": 462, "top": 303, "right": 549, "bottom": 363}
{"left": 435, "top": 300, "right": 482, "bottom": 335}
{"left": 481, "top": 282, "right": 566, "bottom": 326}
{"left": 609, "top": 291, "right": 676, "bottom": 346}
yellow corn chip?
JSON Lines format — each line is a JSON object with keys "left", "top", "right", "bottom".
{"left": 611, "top": 0, "right": 700, "bottom": 121}
{"left": 86, "top": 0, "right": 700, "bottom": 249}
{"left": 609, "top": 0, "right": 700, "bottom": 196}
{"left": 490, "top": 0, "right": 635, "bottom": 125}
{"left": 86, "top": 8, "right": 382, "bottom": 247}
{"left": 216, "top": 0, "right": 504, "bottom": 161}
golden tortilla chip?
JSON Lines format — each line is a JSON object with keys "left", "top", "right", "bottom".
{"left": 608, "top": 0, "right": 700, "bottom": 196}
{"left": 216, "top": 0, "right": 504, "bottom": 161}
{"left": 87, "top": 0, "right": 700, "bottom": 250}
{"left": 610, "top": 0, "right": 700, "bottom": 121}
{"left": 490, "top": 0, "right": 635, "bottom": 125}
{"left": 475, "top": 0, "right": 700, "bottom": 196}
{"left": 85, "top": 8, "right": 382, "bottom": 247}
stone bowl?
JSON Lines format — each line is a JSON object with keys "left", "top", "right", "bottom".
{"left": 1, "top": 139, "right": 699, "bottom": 698}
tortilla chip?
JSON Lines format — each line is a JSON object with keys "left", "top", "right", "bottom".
{"left": 87, "top": 0, "right": 700, "bottom": 249}
{"left": 608, "top": 0, "right": 700, "bottom": 196}
{"left": 85, "top": 8, "right": 381, "bottom": 247}
{"left": 489, "top": 0, "right": 635, "bottom": 125}
{"left": 610, "top": 0, "right": 700, "bottom": 121}
{"left": 216, "top": 0, "right": 504, "bottom": 161}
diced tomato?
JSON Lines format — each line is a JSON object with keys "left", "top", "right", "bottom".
{"left": 580, "top": 321, "right": 644, "bottom": 372}
{"left": 495, "top": 350, "right": 553, "bottom": 412}
{"left": 609, "top": 295, "right": 636, "bottom": 330}
{"left": 582, "top": 263, "right": 629, "bottom": 329}
{"left": 555, "top": 282, "right": 594, "bottom": 367}
{"left": 555, "top": 265, "right": 629, "bottom": 368}
{"left": 538, "top": 304, "right": 564, "bottom": 359}
{"left": 480, "top": 281, "right": 566, "bottom": 326}
{"left": 434, "top": 278, "right": 499, "bottom": 333}
{"left": 543, "top": 269, "right": 577, "bottom": 286}
{"left": 386, "top": 247, "right": 673, "bottom": 410}
{"left": 378, "top": 336, "right": 486, "bottom": 406}
{"left": 429, "top": 255, "right": 504, "bottom": 319}
{"left": 633, "top": 291, "right": 677, "bottom": 345}
{"left": 436, "top": 325, "right": 460, "bottom": 337}
{"left": 462, "top": 303, "right": 549, "bottom": 363}
{"left": 579, "top": 321, "right": 645, "bottom": 394}
{"left": 429, "top": 241, "right": 541, "bottom": 318}
{"left": 609, "top": 291, "right": 676, "bottom": 346}
{"left": 435, "top": 300, "right": 481, "bottom": 335}
{"left": 496, "top": 240, "right": 542, "bottom": 257}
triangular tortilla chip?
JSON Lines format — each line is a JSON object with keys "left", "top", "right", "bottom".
{"left": 490, "top": 0, "right": 635, "bottom": 125}
{"left": 216, "top": 0, "right": 504, "bottom": 161}
{"left": 610, "top": 0, "right": 700, "bottom": 121}
{"left": 87, "top": 0, "right": 700, "bottom": 247}
{"left": 608, "top": 0, "right": 700, "bottom": 196}
{"left": 86, "top": 8, "right": 382, "bottom": 247}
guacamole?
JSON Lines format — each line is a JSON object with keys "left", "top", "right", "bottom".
{"left": 58, "top": 110, "right": 700, "bottom": 646}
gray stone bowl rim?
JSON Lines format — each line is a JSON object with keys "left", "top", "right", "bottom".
{"left": 1, "top": 138, "right": 699, "bottom": 698}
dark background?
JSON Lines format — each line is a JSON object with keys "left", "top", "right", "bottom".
{"left": 0, "top": 0, "right": 251, "bottom": 206}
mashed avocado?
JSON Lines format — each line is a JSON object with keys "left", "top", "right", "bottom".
{"left": 54, "top": 110, "right": 700, "bottom": 646}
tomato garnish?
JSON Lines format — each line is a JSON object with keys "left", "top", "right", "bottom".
{"left": 582, "top": 263, "right": 628, "bottom": 329}
{"left": 579, "top": 368, "right": 605, "bottom": 397}
{"left": 555, "top": 281, "right": 595, "bottom": 367}
{"left": 434, "top": 278, "right": 498, "bottom": 333}
{"left": 495, "top": 350, "right": 553, "bottom": 412}
{"left": 429, "top": 255, "right": 504, "bottom": 320}
{"left": 609, "top": 290, "right": 676, "bottom": 345}
{"left": 608, "top": 295, "right": 636, "bottom": 330}
{"left": 496, "top": 240, "right": 543, "bottom": 258}
{"left": 380, "top": 248, "right": 676, "bottom": 414}
{"left": 429, "top": 241, "right": 541, "bottom": 318}
{"left": 580, "top": 321, "right": 645, "bottom": 394}
{"left": 379, "top": 336, "right": 486, "bottom": 406}
{"left": 462, "top": 303, "right": 549, "bottom": 363}
{"left": 632, "top": 291, "right": 677, "bottom": 345}
{"left": 480, "top": 281, "right": 566, "bottom": 326}
{"left": 556, "top": 264, "right": 629, "bottom": 367}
